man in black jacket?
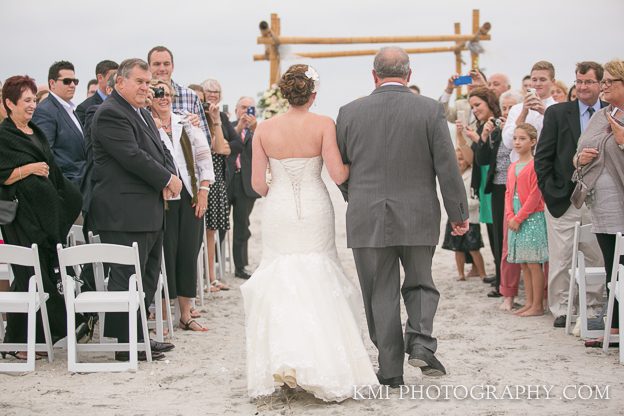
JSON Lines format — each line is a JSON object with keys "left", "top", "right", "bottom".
{"left": 534, "top": 61, "right": 606, "bottom": 328}
{"left": 90, "top": 58, "right": 182, "bottom": 360}
{"left": 75, "top": 60, "right": 118, "bottom": 125}
{"left": 227, "top": 96, "right": 260, "bottom": 279}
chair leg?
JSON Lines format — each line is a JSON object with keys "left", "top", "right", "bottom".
{"left": 136, "top": 280, "right": 151, "bottom": 363}
{"left": 26, "top": 286, "right": 37, "bottom": 372}
{"left": 565, "top": 273, "right": 576, "bottom": 335}
{"left": 154, "top": 275, "right": 164, "bottom": 343}
{"left": 162, "top": 273, "right": 174, "bottom": 339}
{"left": 619, "top": 284, "right": 623, "bottom": 365}
{"left": 39, "top": 299, "right": 55, "bottom": 362}
{"left": 604, "top": 284, "right": 616, "bottom": 353}
{"left": 216, "top": 236, "right": 225, "bottom": 283}
{"left": 579, "top": 277, "right": 589, "bottom": 338}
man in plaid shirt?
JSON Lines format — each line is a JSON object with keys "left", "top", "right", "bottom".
{"left": 147, "top": 45, "right": 211, "bottom": 145}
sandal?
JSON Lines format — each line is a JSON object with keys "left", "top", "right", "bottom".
{"left": 190, "top": 308, "right": 201, "bottom": 319}
{"left": 179, "top": 318, "right": 208, "bottom": 332}
{"left": 211, "top": 279, "right": 230, "bottom": 291}
{"left": 204, "top": 285, "right": 220, "bottom": 293}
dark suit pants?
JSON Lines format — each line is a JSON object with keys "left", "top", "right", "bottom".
{"left": 163, "top": 188, "right": 203, "bottom": 299}
{"left": 230, "top": 172, "right": 256, "bottom": 270}
{"left": 353, "top": 245, "right": 439, "bottom": 379}
{"left": 99, "top": 230, "right": 163, "bottom": 342}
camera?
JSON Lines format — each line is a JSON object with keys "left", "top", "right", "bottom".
{"left": 151, "top": 86, "right": 165, "bottom": 99}
{"left": 247, "top": 106, "right": 256, "bottom": 116}
{"left": 202, "top": 102, "right": 210, "bottom": 111}
{"left": 494, "top": 118, "right": 503, "bottom": 128}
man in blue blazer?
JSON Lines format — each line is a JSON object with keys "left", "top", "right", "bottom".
{"left": 75, "top": 60, "right": 118, "bottom": 125}
{"left": 33, "top": 61, "right": 86, "bottom": 186}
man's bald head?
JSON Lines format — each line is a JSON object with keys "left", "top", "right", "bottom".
{"left": 373, "top": 47, "right": 411, "bottom": 81}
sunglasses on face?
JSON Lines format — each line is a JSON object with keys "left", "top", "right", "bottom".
{"left": 57, "top": 78, "right": 79, "bottom": 86}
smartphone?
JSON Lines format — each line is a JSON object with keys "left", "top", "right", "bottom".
{"left": 453, "top": 75, "right": 473, "bottom": 86}
{"left": 247, "top": 106, "right": 256, "bottom": 116}
{"left": 526, "top": 87, "right": 537, "bottom": 96}
{"left": 223, "top": 104, "right": 229, "bottom": 114}
{"left": 611, "top": 106, "right": 624, "bottom": 127}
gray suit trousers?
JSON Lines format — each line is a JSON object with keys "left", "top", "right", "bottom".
{"left": 353, "top": 245, "right": 438, "bottom": 379}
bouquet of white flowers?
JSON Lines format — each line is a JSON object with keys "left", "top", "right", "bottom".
{"left": 257, "top": 84, "right": 289, "bottom": 120}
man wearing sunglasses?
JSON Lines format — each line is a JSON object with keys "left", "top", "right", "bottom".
{"left": 33, "top": 60, "right": 86, "bottom": 186}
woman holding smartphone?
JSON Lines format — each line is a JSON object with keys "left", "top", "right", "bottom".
{"left": 574, "top": 59, "right": 624, "bottom": 343}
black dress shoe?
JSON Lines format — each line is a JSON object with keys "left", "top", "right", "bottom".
{"left": 150, "top": 339, "right": 175, "bottom": 353}
{"left": 114, "top": 350, "right": 165, "bottom": 361}
{"left": 407, "top": 345, "right": 446, "bottom": 377}
{"left": 482, "top": 276, "right": 496, "bottom": 284}
{"left": 487, "top": 289, "right": 502, "bottom": 298}
{"left": 553, "top": 315, "right": 566, "bottom": 328}
{"left": 235, "top": 269, "right": 251, "bottom": 279}
{"left": 376, "top": 372, "right": 404, "bottom": 388}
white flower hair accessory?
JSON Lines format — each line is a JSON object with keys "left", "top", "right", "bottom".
{"left": 305, "top": 65, "right": 320, "bottom": 93}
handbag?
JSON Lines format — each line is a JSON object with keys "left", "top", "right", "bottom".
{"left": 0, "top": 197, "right": 18, "bottom": 225}
{"left": 570, "top": 156, "right": 590, "bottom": 209}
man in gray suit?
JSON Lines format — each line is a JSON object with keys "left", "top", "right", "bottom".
{"left": 337, "top": 47, "right": 469, "bottom": 387}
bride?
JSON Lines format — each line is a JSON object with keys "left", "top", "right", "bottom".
{"left": 241, "top": 64, "right": 378, "bottom": 402}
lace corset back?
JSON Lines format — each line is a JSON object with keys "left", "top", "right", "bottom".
{"left": 261, "top": 156, "right": 336, "bottom": 259}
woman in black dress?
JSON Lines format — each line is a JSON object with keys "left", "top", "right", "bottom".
{"left": 200, "top": 79, "right": 243, "bottom": 292}
{"left": 0, "top": 76, "right": 82, "bottom": 358}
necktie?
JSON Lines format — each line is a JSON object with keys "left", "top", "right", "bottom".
{"left": 587, "top": 107, "right": 595, "bottom": 119}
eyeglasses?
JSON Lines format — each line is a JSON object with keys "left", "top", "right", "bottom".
{"left": 57, "top": 78, "right": 79, "bottom": 86}
{"left": 205, "top": 90, "right": 221, "bottom": 94}
{"left": 574, "top": 79, "right": 600, "bottom": 87}
{"left": 600, "top": 79, "right": 623, "bottom": 88}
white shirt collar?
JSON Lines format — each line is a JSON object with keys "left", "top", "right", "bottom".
{"left": 380, "top": 82, "right": 404, "bottom": 87}
{"left": 49, "top": 91, "right": 76, "bottom": 111}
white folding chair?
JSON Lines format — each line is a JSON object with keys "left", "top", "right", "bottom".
{"left": 224, "top": 229, "right": 234, "bottom": 274}
{"left": 57, "top": 242, "right": 151, "bottom": 372}
{"left": 565, "top": 222, "right": 607, "bottom": 338}
{"left": 603, "top": 233, "right": 624, "bottom": 363}
{"left": 149, "top": 249, "right": 174, "bottom": 342}
{"left": 86, "top": 231, "right": 110, "bottom": 343}
{"left": 0, "top": 243, "right": 54, "bottom": 372}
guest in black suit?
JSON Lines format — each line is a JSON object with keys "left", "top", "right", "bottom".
{"left": 32, "top": 61, "right": 86, "bottom": 186}
{"left": 75, "top": 60, "right": 118, "bottom": 125}
{"left": 90, "top": 58, "right": 182, "bottom": 361}
{"left": 227, "top": 97, "right": 260, "bottom": 279}
{"left": 534, "top": 61, "right": 606, "bottom": 327}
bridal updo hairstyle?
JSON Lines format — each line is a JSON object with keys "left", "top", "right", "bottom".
{"left": 279, "top": 64, "right": 314, "bottom": 107}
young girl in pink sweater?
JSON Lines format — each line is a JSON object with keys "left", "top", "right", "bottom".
{"left": 505, "top": 123, "right": 548, "bottom": 317}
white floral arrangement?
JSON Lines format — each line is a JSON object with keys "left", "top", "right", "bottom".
{"left": 257, "top": 84, "right": 290, "bottom": 119}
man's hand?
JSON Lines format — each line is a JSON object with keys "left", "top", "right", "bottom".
{"left": 166, "top": 175, "right": 183, "bottom": 198}
{"left": 451, "top": 220, "right": 469, "bottom": 236}
{"left": 470, "top": 69, "right": 486, "bottom": 87}
{"left": 508, "top": 218, "right": 520, "bottom": 232}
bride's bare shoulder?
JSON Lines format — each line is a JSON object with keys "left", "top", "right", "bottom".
{"left": 309, "top": 112, "right": 335, "bottom": 126}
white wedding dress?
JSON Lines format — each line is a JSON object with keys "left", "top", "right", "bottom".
{"left": 241, "top": 156, "right": 378, "bottom": 402}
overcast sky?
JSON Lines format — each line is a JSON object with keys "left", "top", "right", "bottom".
{"left": 2, "top": 0, "right": 623, "bottom": 118}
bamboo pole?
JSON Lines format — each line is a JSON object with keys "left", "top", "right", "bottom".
{"left": 269, "top": 13, "right": 281, "bottom": 86}
{"left": 471, "top": 9, "right": 479, "bottom": 69}
{"left": 254, "top": 45, "right": 466, "bottom": 61}
{"left": 256, "top": 34, "right": 490, "bottom": 45}
{"left": 454, "top": 22, "right": 463, "bottom": 99}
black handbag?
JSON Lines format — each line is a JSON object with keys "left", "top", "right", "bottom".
{"left": 0, "top": 197, "right": 18, "bottom": 225}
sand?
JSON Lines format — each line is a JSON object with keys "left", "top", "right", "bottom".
{"left": 1, "top": 171, "right": 622, "bottom": 416}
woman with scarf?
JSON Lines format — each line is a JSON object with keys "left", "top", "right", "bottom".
{"left": 0, "top": 76, "right": 82, "bottom": 358}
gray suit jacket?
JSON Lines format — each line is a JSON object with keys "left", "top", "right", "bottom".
{"left": 336, "top": 84, "right": 468, "bottom": 248}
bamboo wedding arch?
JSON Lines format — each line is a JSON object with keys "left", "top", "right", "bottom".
{"left": 254, "top": 10, "right": 492, "bottom": 97}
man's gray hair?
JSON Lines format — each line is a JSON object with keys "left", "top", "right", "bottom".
{"left": 374, "top": 47, "right": 410, "bottom": 79}
{"left": 117, "top": 58, "right": 149, "bottom": 79}
{"left": 499, "top": 90, "right": 523, "bottom": 107}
